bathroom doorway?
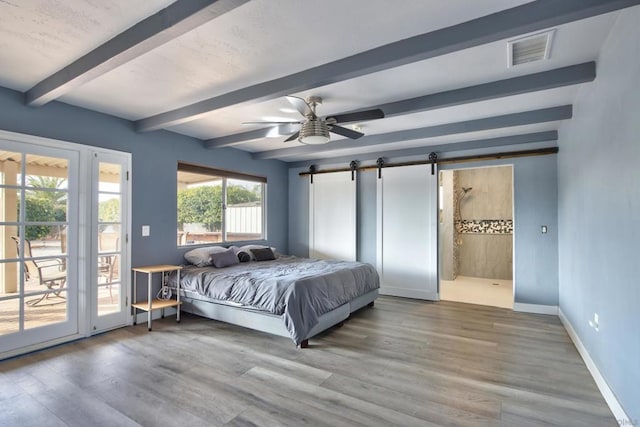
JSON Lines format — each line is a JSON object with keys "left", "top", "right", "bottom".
{"left": 438, "top": 165, "right": 514, "bottom": 309}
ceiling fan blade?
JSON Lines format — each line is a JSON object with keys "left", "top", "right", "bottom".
{"left": 327, "top": 108, "right": 384, "bottom": 124}
{"left": 329, "top": 125, "right": 364, "bottom": 139}
{"left": 266, "top": 124, "right": 300, "bottom": 138}
{"left": 283, "top": 131, "right": 300, "bottom": 142}
{"left": 286, "top": 96, "right": 316, "bottom": 119}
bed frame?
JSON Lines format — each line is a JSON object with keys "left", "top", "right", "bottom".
{"left": 179, "top": 288, "right": 378, "bottom": 348}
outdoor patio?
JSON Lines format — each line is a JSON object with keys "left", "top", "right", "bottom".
{"left": 0, "top": 287, "right": 120, "bottom": 336}
{"left": 0, "top": 239, "right": 121, "bottom": 336}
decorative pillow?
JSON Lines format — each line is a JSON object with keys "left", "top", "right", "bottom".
{"left": 237, "top": 251, "right": 251, "bottom": 263}
{"left": 209, "top": 248, "right": 240, "bottom": 268}
{"left": 250, "top": 247, "right": 276, "bottom": 261}
{"left": 238, "top": 244, "right": 276, "bottom": 261}
{"left": 184, "top": 246, "right": 228, "bottom": 267}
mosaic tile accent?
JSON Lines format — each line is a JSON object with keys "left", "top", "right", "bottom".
{"left": 456, "top": 219, "right": 513, "bottom": 234}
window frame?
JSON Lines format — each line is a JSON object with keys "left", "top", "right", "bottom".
{"left": 177, "top": 162, "right": 266, "bottom": 247}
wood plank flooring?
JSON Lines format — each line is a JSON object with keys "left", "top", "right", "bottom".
{"left": 0, "top": 297, "right": 616, "bottom": 426}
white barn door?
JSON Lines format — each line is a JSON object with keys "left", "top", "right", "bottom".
{"left": 309, "top": 171, "right": 356, "bottom": 261}
{"left": 377, "top": 165, "right": 439, "bottom": 300}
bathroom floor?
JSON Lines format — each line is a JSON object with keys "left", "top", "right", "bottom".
{"left": 440, "top": 275, "right": 513, "bottom": 309}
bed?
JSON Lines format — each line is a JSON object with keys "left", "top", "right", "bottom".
{"left": 166, "top": 249, "right": 379, "bottom": 347}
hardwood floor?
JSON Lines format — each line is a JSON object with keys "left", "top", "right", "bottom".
{"left": 0, "top": 297, "right": 616, "bottom": 426}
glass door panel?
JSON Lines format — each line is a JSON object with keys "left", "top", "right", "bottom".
{"left": 0, "top": 143, "right": 78, "bottom": 355}
{"left": 0, "top": 153, "right": 21, "bottom": 338}
{"left": 98, "top": 224, "right": 120, "bottom": 316}
{"left": 92, "top": 155, "right": 128, "bottom": 331}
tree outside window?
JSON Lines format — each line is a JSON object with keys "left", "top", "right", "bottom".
{"left": 20, "top": 177, "right": 67, "bottom": 241}
{"left": 177, "top": 163, "right": 265, "bottom": 246}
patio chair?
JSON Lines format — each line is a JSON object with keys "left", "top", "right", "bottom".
{"left": 11, "top": 236, "right": 66, "bottom": 306}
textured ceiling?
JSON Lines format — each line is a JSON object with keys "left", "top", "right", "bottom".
{"left": 0, "top": 0, "right": 629, "bottom": 162}
{"left": 0, "top": 0, "right": 174, "bottom": 90}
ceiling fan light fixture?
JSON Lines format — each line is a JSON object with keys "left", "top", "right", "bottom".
{"left": 300, "top": 135, "right": 329, "bottom": 144}
{"left": 299, "top": 119, "right": 330, "bottom": 144}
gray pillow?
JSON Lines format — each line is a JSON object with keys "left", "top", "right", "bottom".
{"left": 184, "top": 245, "right": 228, "bottom": 267}
{"left": 237, "top": 251, "right": 251, "bottom": 263}
{"left": 209, "top": 248, "right": 240, "bottom": 268}
{"left": 238, "top": 244, "right": 276, "bottom": 260}
{"left": 250, "top": 247, "right": 276, "bottom": 261}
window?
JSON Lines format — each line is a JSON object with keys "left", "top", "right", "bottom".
{"left": 177, "top": 162, "right": 265, "bottom": 246}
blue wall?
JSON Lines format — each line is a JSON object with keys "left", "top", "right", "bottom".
{"left": 289, "top": 152, "right": 559, "bottom": 306}
{"left": 0, "top": 87, "right": 289, "bottom": 268}
{"left": 442, "top": 156, "right": 559, "bottom": 306}
{"left": 557, "top": 8, "right": 640, "bottom": 420}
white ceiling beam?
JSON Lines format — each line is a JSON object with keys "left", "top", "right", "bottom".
{"left": 25, "top": 0, "right": 249, "bottom": 107}
{"left": 205, "top": 62, "right": 595, "bottom": 148}
{"left": 252, "top": 106, "right": 572, "bottom": 160}
{"left": 136, "top": 0, "right": 638, "bottom": 132}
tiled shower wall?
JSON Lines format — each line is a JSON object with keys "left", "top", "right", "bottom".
{"left": 439, "top": 170, "right": 456, "bottom": 280}
{"left": 455, "top": 166, "right": 513, "bottom": 280}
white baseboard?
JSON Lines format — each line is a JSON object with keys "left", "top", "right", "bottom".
{"left": 513, "top": 302, "right": 558, "bottom": 315}
{"left": 559, "top": 308, "right": 630, "bottom": 423}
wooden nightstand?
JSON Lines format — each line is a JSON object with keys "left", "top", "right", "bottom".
{"left": 132, "top": 264, "right": 183, "bottom": 331}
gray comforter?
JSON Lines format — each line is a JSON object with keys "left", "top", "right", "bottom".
{"left": 167, "top": 256, "right": 379, "bottom": 344}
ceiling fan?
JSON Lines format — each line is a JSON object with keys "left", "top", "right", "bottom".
{"left": 243, "top": 96, "right": 385, "bottom": 144}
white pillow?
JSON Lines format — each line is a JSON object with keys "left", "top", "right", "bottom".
{"left": 184, "top": 246, "right": 228, "bottom": 267}
{"left": 237, "top": 244, "right": 276, "bottom": 261}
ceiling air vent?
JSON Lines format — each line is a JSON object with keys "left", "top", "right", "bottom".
{"left": 508, "top": 30, "right": 554, "bottom": 67}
